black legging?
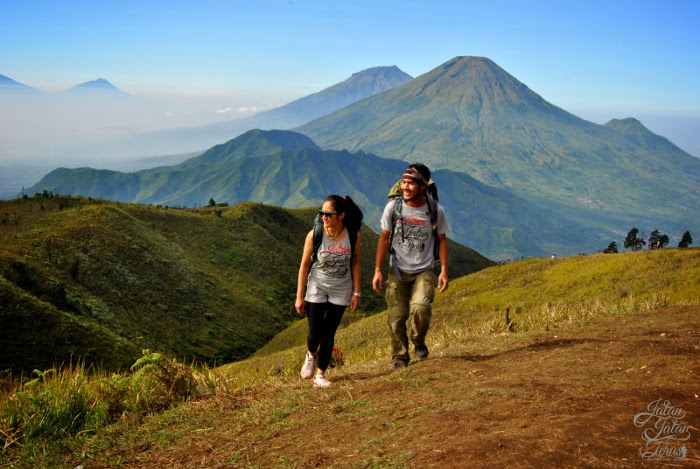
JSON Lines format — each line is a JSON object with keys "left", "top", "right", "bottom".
{"left": 306, "top": 301, "right": 346, "bottom": 371}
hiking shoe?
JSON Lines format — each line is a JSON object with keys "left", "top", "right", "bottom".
{"left": 415, "top": 345, "right": 429, "bottom": 359}
{"left": 393, "top": 362, "right": 407, "bottom": 372}
{"left": 300, "top": 351, "right": 317, "bottom": 379}
{"left": 313, "top": 375, "right": 331, "bottom": 387}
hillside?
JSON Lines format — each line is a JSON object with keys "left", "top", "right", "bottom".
{"left": 27, "top": 129, "right": 604, "bottom": 259}
{"left": 7, "top": 247, "right": 698, "bottom": 468}
{"left": 222, "top": 246, "right": 700, "bottom": 375}
{"left": 0, "top": 195, "right": 491, "bottom": 374}
{"left": 296, "top": 56, "right": 700, "bottom": 240}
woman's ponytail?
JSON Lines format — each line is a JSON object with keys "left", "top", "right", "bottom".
{"left": 325, "top": 194, "right": 364, "bottom": 233}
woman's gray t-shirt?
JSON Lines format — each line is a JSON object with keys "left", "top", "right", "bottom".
{"left": 305, "top": 232, "right": 352, "bottom": 305}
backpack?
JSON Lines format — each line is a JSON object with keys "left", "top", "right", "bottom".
{"left": 387, "top": 178, "right": 440, "bottom": 261}
{"left": 310, "top": 211, "right": 358, "bottom": 266}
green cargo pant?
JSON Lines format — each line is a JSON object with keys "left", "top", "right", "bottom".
{"left": 385, "top": 268, "right": 436, "bottom": 365}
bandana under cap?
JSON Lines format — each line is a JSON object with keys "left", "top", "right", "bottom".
{"left": 402, "top": 167, "right": 428, "bottom": 186}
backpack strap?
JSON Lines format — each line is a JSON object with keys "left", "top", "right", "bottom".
{"left": 428, "top": 198, "right": 439, "bottom": 260}
{"left": 387, "top": 197, "right": 404, "bottom": 256}
{"left": 387, "top": 196, "right": 440, "bottom": 263}
{"left": 387, "top": 198, "right": 404, "bottom": 281}
{"left": 349, "top": 228, "right": 358, "bottom": 261}
{"left": 310, "top": 212, "right": 324, "bottom": 264}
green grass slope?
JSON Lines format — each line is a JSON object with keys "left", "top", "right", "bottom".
{"left": 220, "top": 247, "right": 699, "bottom": 379}
{"left": 0, "top": 195, "right": 491, "bottom": 374}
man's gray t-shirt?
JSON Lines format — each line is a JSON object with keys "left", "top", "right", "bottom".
{"left": 380, "top": 199, "right": 450, "bottom": 273}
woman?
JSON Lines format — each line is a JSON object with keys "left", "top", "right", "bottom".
{"left": 295, "top": 195, "right": 363, "bottom": 387}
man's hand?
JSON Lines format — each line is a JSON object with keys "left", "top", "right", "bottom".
{"left": 372, "top": 270, "right": 384, "bottom": 293}
{"left": 437, "top": 234, "right": 449, "bottom": 293}
{"left": 437, "top": 271, "right": 449, "bottom": 293}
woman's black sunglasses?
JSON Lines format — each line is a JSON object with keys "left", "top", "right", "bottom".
{"left": 319, "top": 210, "right": 339, "bottom": 217}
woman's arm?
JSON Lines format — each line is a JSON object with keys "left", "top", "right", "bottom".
{"left": 295, "top": 230, "right": 315, "bottom": 315}
{"left": 350, "top": 233, "right": 362, "bottom": 313}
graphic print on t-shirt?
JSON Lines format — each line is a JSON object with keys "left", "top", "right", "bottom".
{"left": 396, "top": 214, "right": 429, "bottom": 254}
{"left": 319, "top": 242, "right": 351, "bottom": 278}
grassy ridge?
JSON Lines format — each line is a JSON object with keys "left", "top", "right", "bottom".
{"left": 1, "top": 196, "right": 298, "bottom": 372}
{"left": 0, "top": 196, "right": 491, "bottom": 374}
{"left": 219, "top": 247, "right": 699, "bottom": 380}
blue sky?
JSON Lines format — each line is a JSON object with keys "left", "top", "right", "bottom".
{"left": 2, "top": 0, "right": 699, "bottom": 155}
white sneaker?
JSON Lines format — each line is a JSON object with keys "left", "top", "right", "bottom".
{"left": 313, "top": 375, "right": 331, "bottom": 387}
{"left": 300, "top": 351, "right": 317, "bottom": 379}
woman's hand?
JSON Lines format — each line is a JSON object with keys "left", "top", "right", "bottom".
{"left": 295, "top": 297, "right": 305, "bottom": 316}
{"left": 350, "top": 294, "right": 360, "bottom": 313}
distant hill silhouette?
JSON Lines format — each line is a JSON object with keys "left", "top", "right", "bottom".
{"left": 296, "top": 56, "right": 700, "bottom": 238}
{"left": 0, "top": 73, "right": 41, "bottom": 93}
{"left": 27, "top": 130, "right": 602, "bottom": 259}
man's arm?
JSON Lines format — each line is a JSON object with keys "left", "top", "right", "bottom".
{"left": 437, "top": 233, "right": 449, "bottom": 292}
{"left": 372, "top": 230, "right": 391, "bottom": 293}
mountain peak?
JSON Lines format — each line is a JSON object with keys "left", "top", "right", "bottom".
{"left": 67, "top": 78, "right": 126, "bottom": 94}
{"left": 322, "top": 65, "right": 412, "bottom": 99}
{"left": 183, "top": 129, "right": 321, "bottom": 167}
{"left": 350, "top": 65, "right": 404, "bottom": 78}
{"left": 603, "top": 117, "right": 650, "bottom": 135}
{"left": 414, "top": 56, "right": 542, "bottom": 105}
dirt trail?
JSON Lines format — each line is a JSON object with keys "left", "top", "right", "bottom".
{"left": 92, "top": 306, "right": 700, "bottom": 468}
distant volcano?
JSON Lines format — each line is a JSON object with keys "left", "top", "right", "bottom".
{"left": 66, "top": 78, "right": 127, "bottom": 94}
{"left": 296, "top": 56, "right": 700, "bottom": 235}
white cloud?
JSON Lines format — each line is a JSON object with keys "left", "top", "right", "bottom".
{"left": 215, "top": 104, "right": 281, "bottom": 116}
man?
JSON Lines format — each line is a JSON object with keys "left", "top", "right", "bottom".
{"left": 372, "top": 163, "right": 450, "bottom": 370}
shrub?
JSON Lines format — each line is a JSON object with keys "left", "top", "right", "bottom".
{"left": 0, "top": 351, "right": 199, "bottom": 462}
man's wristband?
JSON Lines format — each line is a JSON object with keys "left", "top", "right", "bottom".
{"left": 353, "top": 292, "right": 361, "bottom": 298}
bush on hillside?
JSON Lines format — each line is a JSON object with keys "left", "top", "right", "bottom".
{"left": 623, "top": 228, "right": 644, "bottom": 251}
{"left": 678, "top": 231, "right": 693, "bottom": 248}
{"left": 603, "top": 241, "right": 618, "bottom": 254}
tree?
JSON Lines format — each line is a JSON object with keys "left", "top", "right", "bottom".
{"left": 624, "top": 228, "right": 644, "bottom": 251}
{"left": 678, "top": 231, "right": 693, "bottom": 248}
{"left": 208, "top": 198, "right": 216, "bottom": 207}
{"left": 603, "top": 241, "right": 618, "bottom": 254}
